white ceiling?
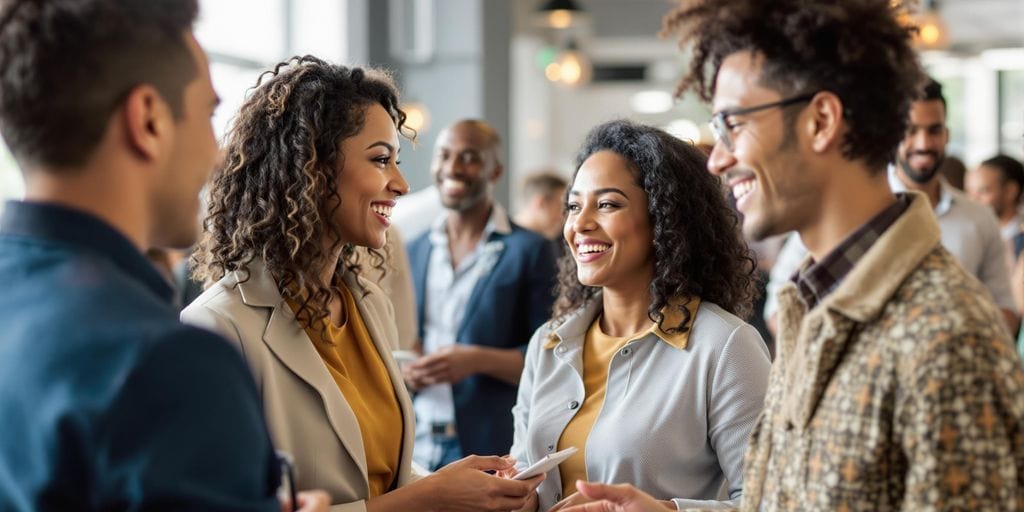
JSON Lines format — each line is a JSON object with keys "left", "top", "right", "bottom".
{"left": 520, "top": 0, "right": 1023, "bottom": 55}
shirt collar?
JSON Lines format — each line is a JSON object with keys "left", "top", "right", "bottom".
{"left": 0, "top": 200, "right": 174, "bottom": 303}
{"left": 792, "top": 194, "right": 910, "bottom": 309}
{"left": 543, "top": 296, "right": 701, "bottom": 351}
{"left": 887, "top": 164, "right": 954, "bottom": 216}
{"left": 429, "top": 201, "right": 512, "bottom": 247}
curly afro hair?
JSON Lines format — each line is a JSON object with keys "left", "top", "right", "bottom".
{"left": 662, "top": 0, "right": 926, "bottom": 171}
{"left": 554, "top": 120, "right": 758, "bottom": 331}
{"left": 191, "top": 56, "right": 409, "bottom": 331}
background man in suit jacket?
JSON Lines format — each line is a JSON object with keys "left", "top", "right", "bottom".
{"left": 405, "top": 119, "right": 557, "bottom": 470}
{"left": 0, "top": 1, "right": 327, "bottom": 510}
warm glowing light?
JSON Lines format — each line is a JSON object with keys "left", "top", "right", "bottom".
{"left": 913, "top": 10, "right": 949, "bottom": 50}
{"left": 919, "top": 23, "right": 941, "bottom": 45}
{"left": 545, "top": 62, "right": 562, "bottom": 82}
{"left": 554, "top": 49, "right": 591, "bottom": 87}
{"left": 547, "top": 9, "right": 573, "bottom": 29}
{"left": 560, "top": 56, "right": 582, "bottom": 84}
{"left": 402, "top": 102, "right": 430, "bottom": 132}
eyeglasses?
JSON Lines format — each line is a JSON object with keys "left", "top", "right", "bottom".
{"left": 709, "top": 93, "right": 816, "bottom": 152}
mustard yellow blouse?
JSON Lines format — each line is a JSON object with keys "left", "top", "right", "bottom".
{"left": 556, "top": 315, "right": 657, "bottom": 498}
{"left": 292, "top": 284, "right": 403, "bottom": 498}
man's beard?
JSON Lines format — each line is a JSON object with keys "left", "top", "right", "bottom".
{"left": 898, "top": 151, "right": 945, "bottom": 184}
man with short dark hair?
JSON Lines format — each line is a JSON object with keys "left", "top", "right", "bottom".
{"left": 514, "top": 170, "right": 568, "bottom": 240}
{"left": 891, "top": 78, "right": 1018, "bottom": 331}
{"left": 404, "top": 119, "right": 557, "bottom": 470}
{"left": 0, "top": 1, "right": 326, "bottom": 510}
{"left": 560, "top": 1, "right": 1024, "bottom": 510}
{"left": 967, "top": 154, "right": 1024, "bottom": 246}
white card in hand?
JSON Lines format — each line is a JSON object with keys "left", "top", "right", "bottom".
{"left": 513, "top": 447, "right": 578, "bottom": 480}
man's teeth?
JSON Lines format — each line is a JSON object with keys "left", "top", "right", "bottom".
{"left": 372, "top": 204, "right": 392, "bottom": 218}
{"left": 443, "top": 179, "right": 466, "bottom": 192}
{"left": 732, "top": 180, "right": 756, "bottom": 200}
{"left": 578, "top": 243, "right": 611, "bottom": 255}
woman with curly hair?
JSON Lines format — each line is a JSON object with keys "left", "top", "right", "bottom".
{"left": 182, "top": 56, "right": 541, "bottom": 511}
{"left": 509, "top": 120, "right": 771, "bottom": 511}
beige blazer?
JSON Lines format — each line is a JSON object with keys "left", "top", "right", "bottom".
{"left": 181, "top": 260, "right": 418, "bottom": 512}
{"left": 355, "top": 227, "right": 417, "bottom": 350}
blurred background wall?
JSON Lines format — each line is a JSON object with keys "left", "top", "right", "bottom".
{"left": 1, "top": 0, "right": 1021, "bottom": 215}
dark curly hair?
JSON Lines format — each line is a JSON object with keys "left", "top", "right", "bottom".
{"left": 0, "top": 0, "right": 198, "bottom": 169}
{"left": 192, "top": 56, "right": 410, "bottom": 331}
{"left": 553, "top": 120, "right": 758, "bottom": 332}
{"left": 662, "top": 0, "right": 926, "bottom": 171}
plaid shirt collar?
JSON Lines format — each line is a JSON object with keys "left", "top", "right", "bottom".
{"left": 793, "top": 193, "right": 912, "bottom": 309}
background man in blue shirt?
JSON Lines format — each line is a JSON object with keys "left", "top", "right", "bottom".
{"left": 0, "top": 1, "right": 327, "bottom": 510}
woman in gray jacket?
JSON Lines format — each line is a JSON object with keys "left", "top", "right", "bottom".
{"left": 510, "top": 120, "right": 771, "bottom": 511}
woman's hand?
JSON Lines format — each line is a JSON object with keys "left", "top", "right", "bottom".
{"left": 556, "top": 481, "right": 676, "bottom": 512}
{"left": 280, "top": 489, "right": 330, "bottom": 512}
{"left": 549, "top": 491, "right": 594, "bottom": 511}
{"left": 416, "top": 455, "right": 544, "bottom": 512}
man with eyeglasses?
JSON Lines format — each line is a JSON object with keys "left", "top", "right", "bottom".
{"left": 556, "top": 1, "right": 1024, "bottom": 511}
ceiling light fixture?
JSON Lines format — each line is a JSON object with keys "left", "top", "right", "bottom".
{"left": 536, "top": 0, "right": 584, "bottom": 29}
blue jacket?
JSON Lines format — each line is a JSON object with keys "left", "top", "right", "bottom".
{"left": 408, "top": 219, "right": 557, "bottom": 457}
{"left": 0, "top": 201, "right": 280, "bottom": 511}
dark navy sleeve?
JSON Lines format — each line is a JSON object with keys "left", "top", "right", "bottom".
{"left": 520, "top": 237, "right": 558, "bottom": 355}
{"left": 93, "top": 327, "right": 280, "bottom": 512}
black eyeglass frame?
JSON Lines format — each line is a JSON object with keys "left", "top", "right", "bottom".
{"left": 709, "top": 93, "right": 817, "bottom": 151}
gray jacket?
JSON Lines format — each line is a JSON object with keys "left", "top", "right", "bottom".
{"left": 511, "top": 295, "right": 770, "bottom": 511}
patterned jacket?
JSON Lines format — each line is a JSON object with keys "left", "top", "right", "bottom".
{"left": 740, "top": 192, "right": 1024, "bottom": 511}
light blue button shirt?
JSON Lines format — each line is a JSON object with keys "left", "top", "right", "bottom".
{"left": 413, "top": 204, "right": 512, "bottom": 466}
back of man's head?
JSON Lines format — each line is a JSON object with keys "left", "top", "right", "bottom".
{"left": 0, "top": 0, "right": 199, "bottom": 171}
{"left": 921, "top": 77, "right": 947, "bottom": 111}
{"left": 663, "top": 0, "right": 925, "bottom": 170}
{"left": 981, "top": 154, "right": 1024, "bottom": 200}
{"left": 521, "top": 171, "right": 567, "bottom": 205}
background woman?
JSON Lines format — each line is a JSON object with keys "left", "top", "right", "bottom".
{"left": 511, "top": 120, "right": 771, "bottom": 511}
{"left": 184, "top": 56, "right": 540, "bottom": 511}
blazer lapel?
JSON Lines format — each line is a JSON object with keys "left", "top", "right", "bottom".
{"left": 239, "top": 262, "right": 368, "bottom": 479}
{"left": 411, "top": 241, "right": 431, "bottom": 340}
{"left": 458, "top": 234, "right": 507, "bottom": 341}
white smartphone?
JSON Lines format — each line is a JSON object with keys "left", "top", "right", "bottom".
{"left": 391, "top": 350, "right": 419, "bottom": 365}
{"left": 512, "top": 446, "right": 578, "bottom": 480}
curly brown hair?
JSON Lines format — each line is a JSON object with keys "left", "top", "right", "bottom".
{"left": 662, "top": 0, "right": 925, "bottom": 171}
{"left": 554, "top": 120, "right": 758, "bottom": 332}
{"left": 191, "top": 55, "right": 409, "bottom": 330}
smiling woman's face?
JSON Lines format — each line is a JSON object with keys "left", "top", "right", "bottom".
{"left": 564, "top": 150, "right": 654, "bottom": 290}
{"left": 333, "top": 102, "right": 408, "bottom": 249}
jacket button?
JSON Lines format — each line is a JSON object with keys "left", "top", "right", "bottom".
{"left": 620, "top": 347, "right": 632, "bottom": 356}
{"left": 547, "top": 444, "right": 555, "bottom": 452}
{"left": 569, "top": 400, "right": 580, "bottom": 410}
{"left": 556, "top": 346, "right": 566, "bottom": 354}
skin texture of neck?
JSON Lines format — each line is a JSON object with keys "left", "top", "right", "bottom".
{"left": 22, "top": 154, "right": 152, "bottom": 252}
{"left": 447, "top": 198, "right": 493, "bottom": 244}
{"left": 599, "top": 269, "right": 655, "bottom": 338}
{"left": 799, "top": 162, "right": 897, "bottom": 262}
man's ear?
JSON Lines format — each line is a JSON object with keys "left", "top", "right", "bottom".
{"left": 805, "top": 91, "right": 844, "bottom": 154}
{"left": 490, "top": 162, "right": 505, "bottom": 183}
{"left": 121, "top": 84, "right": 172, "bottom": 162}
